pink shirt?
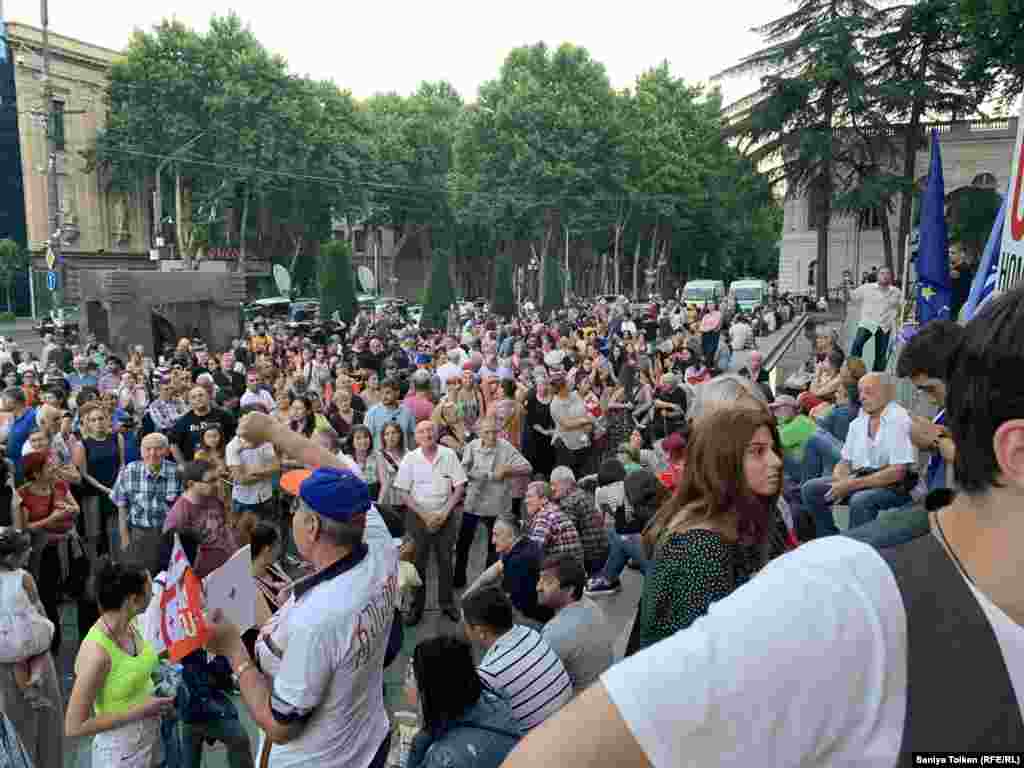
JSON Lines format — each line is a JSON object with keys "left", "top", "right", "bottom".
{"left": 164, "top": 494, "right": 238, "bottom": 578}
{"left": 402, "top": 394, "right": 435, "bottom": 424}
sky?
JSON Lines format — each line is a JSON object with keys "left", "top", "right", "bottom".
{"left": 1, "top": 0, "right": 795, "bottom": 107}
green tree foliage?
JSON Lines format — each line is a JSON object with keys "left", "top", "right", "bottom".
{"left": 318, "top": 240, "right": 358, "bottom": 325}
{"left": 719, "top": 0, "right": 880, "bottom": 297}
{"left": 948, "top": 186, "right": 1002, "bottom": 263}
{"left": 92, "top": 14, "right": 368, "bottom": 275}
{"left": 540, "top": 253, "right": 563, "bottom": 315}
{"left": 422, "top": 249, "right": 456, "bottom": 331}
{"left": 0, "top": 239, "right": 26, "bottom": 312}
{"left": 959, "top": 0, "right": 1024, "bottom": 101}
{"left": 491, "top": 254, "right": 516, "bottom": 317}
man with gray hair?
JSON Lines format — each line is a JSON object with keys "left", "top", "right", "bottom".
{"left": 687, "top": 373, "right": 767, "bottom": 423}
{"left": 801, "top": 372, "right": 916, "bottom": 537}
{"left": 465, "top": 514, "right": 552, "bottom": 625}
{"left": 111, "top": 431, "right": 183, "bottom": 571}
{"left": 393, "top": 419, "right": 466, "bottom": 625}
{"left": 551, "top": 466, "right": 608, "bottom": 576}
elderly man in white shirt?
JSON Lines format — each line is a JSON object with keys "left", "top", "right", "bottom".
{"left": 849, "top": 266, "right": 903, "bottom": 371}
{"left": 801, "top": 372, "right": 916, "bottom": 536}
{"left": 394, "top": 419, "right": 467, "bottom": 625}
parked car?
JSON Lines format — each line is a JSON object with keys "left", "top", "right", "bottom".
{"left": 35, "top": 304, "right": 80, "bottom": 342}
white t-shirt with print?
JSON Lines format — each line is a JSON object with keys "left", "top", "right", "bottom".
{"left": 225, "top": 437, "right": 276, "bottom": 505}
{"left": 602, "top": 535, "right": 1024, "bottom": 767}
{"left": 266, "top": 507, "right": 399, "bottom": 768}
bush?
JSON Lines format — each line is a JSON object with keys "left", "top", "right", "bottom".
{"left": 0, "top": 312, "right": 16, "bottom": 323}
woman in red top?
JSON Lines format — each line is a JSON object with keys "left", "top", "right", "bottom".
{"left": 14, "top": 450, "right": 78, "bottom": 653}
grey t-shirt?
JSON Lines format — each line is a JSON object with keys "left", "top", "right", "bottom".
{"left": 542, "top": 597, "right": 614, "bottom": 693}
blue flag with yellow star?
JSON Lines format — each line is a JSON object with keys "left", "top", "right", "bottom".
{"left": 916, "top": 128, "right": 951, "bottom": 323}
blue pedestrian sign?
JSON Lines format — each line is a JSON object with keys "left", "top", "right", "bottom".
{"left": 46, "top": 271, "right": 57, "bottom": 291}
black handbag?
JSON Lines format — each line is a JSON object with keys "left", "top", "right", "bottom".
{"left": 64, "top": 531, "right": 91, "bottom": 599}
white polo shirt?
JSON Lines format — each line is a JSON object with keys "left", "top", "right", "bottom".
{"left": 266, "top": 507, "right": 399, "bottom": 768}
{"left": 393, "top": 445, "right": 467, "bottom": 511}
{"left": 841, "top": 401, "right": 916, "bottom": 471}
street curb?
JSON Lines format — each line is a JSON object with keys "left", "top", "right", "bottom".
{"left": 763, "top": 313, "right": 809, "bottom": 372}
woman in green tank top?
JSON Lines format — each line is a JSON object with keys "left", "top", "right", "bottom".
{"left": 65, "top": 561, "right": 175, "bottom": 768}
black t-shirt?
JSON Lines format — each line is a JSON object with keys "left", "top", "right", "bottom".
{"left": 213, "top": 370, "right": 245, "bottom": 399}
{"left": 169, "top": 407, "right": 237, "bottom": 462}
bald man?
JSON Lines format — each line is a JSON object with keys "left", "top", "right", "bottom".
{"left": 800, "top": 373, "right": 917, "bottom": 537}
{"left": 111, "top": 432, "right": 183, "bottom": 570}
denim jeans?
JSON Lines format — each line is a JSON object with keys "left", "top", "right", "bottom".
{"left": 181, "top": 718, "right": 254, "bottom": 768}
{"left": 844, "top": 502, "right": 930, "bottom": 549}
{"left": 801, "top": 477, "right": 911, "bottom": 537}
{"left": 783, "top": 431, "right": 843, "bottom": 486}
{"left": 159, "top": 715, "right": 184, "bottom": 768}
{"left": 600, "top": 529, "right": 650, "bottom": 582}
{"left": 850, "top": 327, "right": 892, "bottom": 372}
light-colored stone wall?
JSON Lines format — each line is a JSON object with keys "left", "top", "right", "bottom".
{"left": 7, "top": 22, "right": 148, "bottom": 269}
{"left": 779, "top": 119, "right": 1017, "bottom": 294}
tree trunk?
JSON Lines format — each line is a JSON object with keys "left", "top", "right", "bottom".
{"left": 613, "top": 224, "right": 622, "bottom": 295}
{"left": 600, "top": 252, "right": 608, "bottom": 295}
{"left": 238, "top": 186, "right": 251, "bottom": 272}
{"left": 632, "top": 237, "right": 642, "bottom": 299}
{"left": 896, "top": 41, "right": 930, "bottom": 282}
{"left": 816, "top": 94, "right": 834, "bottom": 299}
{"left": 176, "top": 171, "right": 194, "bottom": 270}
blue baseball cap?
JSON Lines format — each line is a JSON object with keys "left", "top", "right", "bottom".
{"left": 283, "top": 467, "right": 371, "bottom": 524}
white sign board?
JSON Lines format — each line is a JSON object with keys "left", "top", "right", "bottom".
{"left": 998, "top": 100, "right": 1024, "bottom": 294}
{"left": 203, "top": 545, "right": 256, "bottom": 632}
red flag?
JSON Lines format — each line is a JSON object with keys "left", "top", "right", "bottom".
{"left": 158, "top": 534, "right": 209, "bottom": 661}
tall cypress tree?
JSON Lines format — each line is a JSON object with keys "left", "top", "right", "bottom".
{"left": 422, "top": 247, "right": 456, "bottom": 330}
{"left": 718, "top": 0, "right": 878, "bottom": 298}
{"left": 491, "top": 254, "right": 516, "bottom": 318}
{"left": 540, "top": 253, "right": 563, "bottom": 316}
{"left": 318, "top": 240, "right": 358, "bottom": 325}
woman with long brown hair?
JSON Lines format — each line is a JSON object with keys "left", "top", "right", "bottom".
{"left": 636, "top": 407, "right": 783, "bottom": 650}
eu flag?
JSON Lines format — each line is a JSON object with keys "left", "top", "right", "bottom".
{"left": 916, "top": 128, "right": 952, "bottom": 323}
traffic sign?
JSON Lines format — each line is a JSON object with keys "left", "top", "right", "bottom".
{"left": 46, "top": 271, "right": 57, "bottom": 291}
{"left": 45, "top": 245, "right": 55, "bottom": 270}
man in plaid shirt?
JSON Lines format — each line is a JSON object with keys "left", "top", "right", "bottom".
{"left": 112, "top": 432, "right": 183, "bottom": 573}
{"left": 524, "top": 480, "right": 583, "bottom": 568}
{"left": 551, "top": 466, "right": 610, "bottom": 576}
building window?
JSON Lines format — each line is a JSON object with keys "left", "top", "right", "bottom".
{"left": 353, "top": 229, "right": 366, "bottom": 253}
{"left": 50, "top": 100, "right": 65, "bottom": 151}
{"left": 858, "top": 208, "right": 882, "bottom": 230}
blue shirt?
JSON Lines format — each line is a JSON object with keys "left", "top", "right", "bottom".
{"left": 65, "top": 372, "right": 98, "bottom": 391}
{"left": 363, "top": 403, "right": 415, "bottom": 451}
{"left": 7, "top": 407, "right": 37, "bottom": 484}
{"left": 927, "top": 410, "right": 947, "bottom": 491}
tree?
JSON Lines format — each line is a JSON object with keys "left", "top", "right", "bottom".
{"left": 92, "top": 14, "right": 369, "bottom": 275}
{"left": 866, "top": 0, "right": 980, "bottom": 276}
{"left": 540, "top": 250, "right": 563, "bottom": 315}
{"left": 455, "top": 43, "right": 627, "bottom": 294}
{"left": 318, "top": 240, "right": 358, "bottom": 325}
{"left": 948, "top": 186, "right": 1002, "bottom": 263}
{"left": 719, "top": 0, "right": 879, "bottom": 297}
{"left": 0, "top": 239, "right": 26, "bottom": 313}
{"left": 959, "top": 0, "right": 1024, "bottom": 101}
{"left": 491, "top": 254, "right": 516, "bottom": 317}
{"left": 422, "top": 248, "right": 456, "bottom": 331}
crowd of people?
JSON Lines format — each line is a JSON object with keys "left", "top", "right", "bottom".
{"left": 0, "top": 277, "right": 1012, "bottom": 768}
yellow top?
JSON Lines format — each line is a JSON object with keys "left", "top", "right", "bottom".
{"left": 85, "top": 622, "right": 157, "bottom": 716}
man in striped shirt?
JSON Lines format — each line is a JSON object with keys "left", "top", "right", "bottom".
{"left": 462, "top": 586, "right": 572, "bottom": 731}
{"left": 524, "top": 480, "right": 584, "bottom": 568}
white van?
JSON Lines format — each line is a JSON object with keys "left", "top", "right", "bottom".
{"left": 728, "top": 278, "right": 770, "bottom": 314}
{"left": 682, "top": 279, "right": 726, "bottom": 310}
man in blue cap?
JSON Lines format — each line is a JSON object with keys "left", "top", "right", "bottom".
{"left": 207, "top": 412, "right": 399, "bottom": 768}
